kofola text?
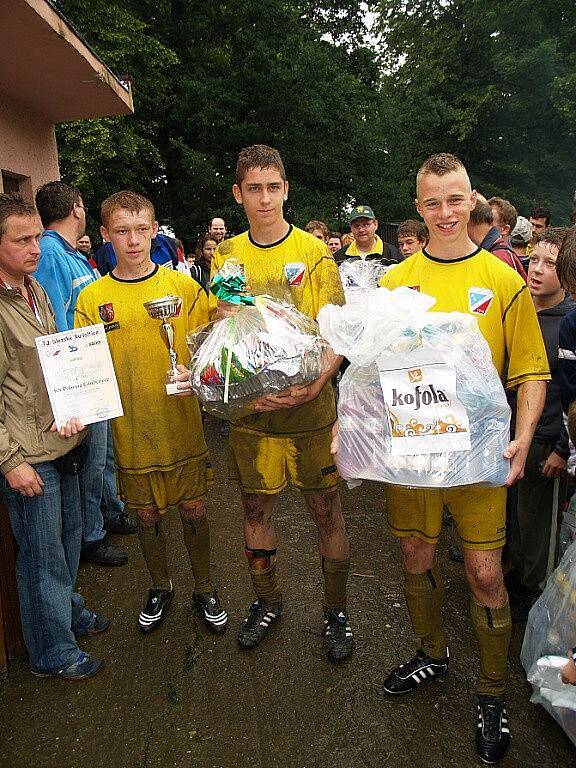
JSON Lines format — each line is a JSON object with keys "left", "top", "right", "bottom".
{"left": 390, "top": 384, "right": 449, "bottom": 410}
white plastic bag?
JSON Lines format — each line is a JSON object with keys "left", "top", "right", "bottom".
{"left": 338, "top": 260, "right": 391, "bottom": 303}
{"left": 521, "top": 541, "right": 576, "bottom": 745}
{"left": 319, "top": 287, "right": 435, "bottom": 367}
{"left": 559, "top": 493, "right": 576, "bottom": 560}
{"left": 318, "top": 287, "right": 511, "bottom": 488}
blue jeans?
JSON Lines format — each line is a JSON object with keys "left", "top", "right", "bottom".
{"left": 80, "top": 421, "right": 123, "bottom": 544}
{"left": 2, "top": 461, "right": 94, "bottom": 671}
{"left": 102, "top": 421, "right": 124, "bottom": 521}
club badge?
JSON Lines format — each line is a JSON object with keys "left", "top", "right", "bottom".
{"left": 98, "top": 303, "right": 115, "bottom": 322}
{"left": 468, "top": 287, "right": 494, "bottom": 316}
{"left": 284, "top": 263, "right": 306, "bottom": 287}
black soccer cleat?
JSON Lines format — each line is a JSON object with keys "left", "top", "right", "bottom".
{"left": 138, "top": 582, "right": 174, "bottom": 634}
{"left": 192, "top": 591, "right": 228, "bottom": 634}
{"left": 383, "top": 648, "right": 450, "bottom": 694}
{"left": 323, "top": 609, "right": 354, "bottom": 664}
{"left": 237, "top": 599, "right": 282, "bottom": 649}
{"left": 476, "top": 695, "right": 511, "bottom": 764}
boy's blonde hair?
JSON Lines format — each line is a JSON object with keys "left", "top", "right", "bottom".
{"left": 101, "top": 191, "right": 155, "bottom": 227}
{"left": 416, "top": 153, "right": 468, "bottom": 196}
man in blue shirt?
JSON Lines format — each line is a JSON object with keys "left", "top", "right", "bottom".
{"left": 93, "top": 233, "right": 180, "bottom": 276}
{"left": 34, "top": 182, "right": 133, "bottom": 567}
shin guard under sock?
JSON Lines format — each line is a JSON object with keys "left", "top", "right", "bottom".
{"left": 470, "top": 599, "right": 511, "bottom": 697}
{"left": 138, "top": 521, "right": 171, "bottom": 590}
{"left": 403, "top": 566, "right": 447, "bottom": 659}
{"left": 181, "top": 514, "right": 212, "bottom": 594}
{"left": 246, "top": 548, "right": 282, "bottom": 606}
{"left": 322, "top": 556, "right": 350, "bottom": 611}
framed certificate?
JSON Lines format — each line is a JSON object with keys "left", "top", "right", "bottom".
{"left": 36, "top": 324, "right": 123, "bottom": 429}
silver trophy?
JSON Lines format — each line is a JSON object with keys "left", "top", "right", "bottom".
{"left": 143, "top": 295, "right": 183, "bottom": 394}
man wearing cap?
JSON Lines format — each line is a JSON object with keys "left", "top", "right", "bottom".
{"left": 334, "top": 205, "right": 401, "bottom": 266}
{"left": 510, "top": 216, "right": 533, "bottom": 271}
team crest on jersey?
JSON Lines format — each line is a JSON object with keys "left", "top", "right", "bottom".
{"left": 284, "top": 263, "right": 305, "bottom": 286}
{"left": 98, "top": 303, "right": 115, "bottom": 322}
{"left": 468, "top": 287, "right": 494, "bottom": 316}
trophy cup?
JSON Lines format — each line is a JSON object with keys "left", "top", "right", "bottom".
{"left": 143, "top": 295, "right": 183, "bottom": 394}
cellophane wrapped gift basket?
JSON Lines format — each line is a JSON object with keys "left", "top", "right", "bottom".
{"left": 188, "top": 259, "right": 329, "bottom": 419}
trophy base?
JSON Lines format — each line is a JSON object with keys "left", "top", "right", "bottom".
{"left": 165, "top": 382, "right": 180, "bottom": 395}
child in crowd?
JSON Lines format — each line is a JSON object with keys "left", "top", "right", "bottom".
{"left": 396, "top": 218, "right": 427, "bottom": 258}
{"left": 507, "top": 228, "right": 574, "bottom": 620}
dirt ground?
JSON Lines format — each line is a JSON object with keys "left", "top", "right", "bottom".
{"left": 0, "top": 417, "right": 574, "bottom": 768}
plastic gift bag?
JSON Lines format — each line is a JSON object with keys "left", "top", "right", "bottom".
{"left": 338, "top": 260, "right": 391, "bottom": 303}
{"left": 318, "top": 287, "right": 511, "bottom": 488}
{"left": 559, "top": 493, "right": 576, "bottom": 560}
{"left": 521, "top": 541, "right": 576, "bottom": 745}
{"left": 188, "top": 296, "right": 328, "bottom": 419}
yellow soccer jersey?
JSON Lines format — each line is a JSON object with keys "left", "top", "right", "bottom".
{"left": 380, "top": 247, "right": 550, "bottom": 388}
{"left": 344, "top": 233, "right": 384, "bottom": 259}
{"left": 75, "top": 265, "right": 210, "bottom": 473}
{"left": 210, "top": 225, "right": 345, "bottom": 436}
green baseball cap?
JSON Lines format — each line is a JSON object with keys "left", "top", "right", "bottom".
{"left": 348, "top": 204, "right": 376, "bottom": 223}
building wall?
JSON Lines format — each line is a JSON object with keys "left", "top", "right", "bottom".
{"left": 0, "top": 90, "right": 60, "bottom": 200}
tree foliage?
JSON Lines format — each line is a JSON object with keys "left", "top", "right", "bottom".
{"left": 54, "top": 0, "right": 383, "bottom": 245}
{"left": 54, "top": 0, "right": 576, "bottom": 246}
{"left": 375, "top": 0, "right": 576, "bottom": 221}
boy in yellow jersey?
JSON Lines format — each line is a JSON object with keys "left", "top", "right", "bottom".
{"left": 371, "top": 154, "right": 549, "bottom": 764}
{"left": 75, "top": 191, "right": 227, "bottom": 637}
{"left": 211, "top": 145, "right": 352, "bottom": 663}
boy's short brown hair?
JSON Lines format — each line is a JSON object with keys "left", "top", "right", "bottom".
{"left": 488, "top": 196, "right": 517, "bottom": 232}
{"left": 101, "top": 191, "right": 155, "bottom": 227}
{"left": 397, "top": 219, "right": 428, "bottom": 241}
{"left": 533, "top": 227, "right": 567, "bottom": 252}
{"left": 555, "top": 226, "right": 576, "bottom": 292}
{"left": 305, "top": 220, "right": 328, "bottom": 238}
{"left": 235, "top": 145, "right": 286, "bottom": 187}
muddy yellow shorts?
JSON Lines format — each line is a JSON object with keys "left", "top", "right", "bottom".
{"left": 386, "top": 483, "right": 507, "bottom": 551}
{"left": 117, "top": 451, "right": 213, "bottom": 512}
{"left": 228, "top": 428, "right": 340, "bottom": 495}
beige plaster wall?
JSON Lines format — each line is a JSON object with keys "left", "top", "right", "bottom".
{"left": 0, "top": 90, "right": 60, "bottom": 200}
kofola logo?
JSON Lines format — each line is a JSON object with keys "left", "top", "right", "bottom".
{"left": 391, "top": 384, "right": 449, "bottom": 410}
